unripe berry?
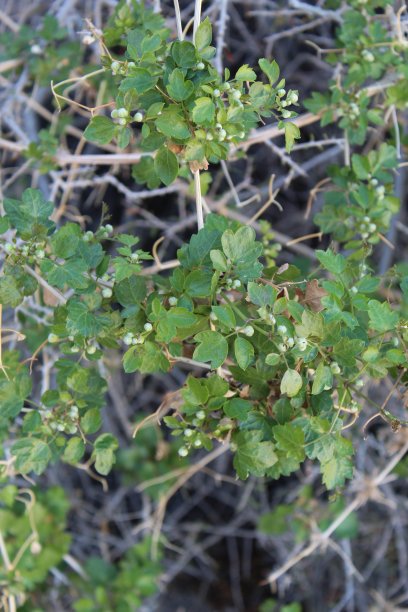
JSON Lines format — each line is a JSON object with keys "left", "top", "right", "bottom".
{"left": 144, "top": 323, "right": 153, "bottom": 332}
{"left": 213, "top": 89, "right": 221, "bottom": 97}
{"left": 117, "top": 108, "right": 128, "bottom": 118}
{"left": 196, "top": 410, "right": 206, "bottom": 420}
{"left": 102, "top": 287, "right": 112, "bottom": 298}
{"left": 277, "top": 325, "right": 287, "bottom": 335}
{"left": 193, "top": 439, "right": 202, "bottom": 448}
{"left": 123, "top": 333, "right": 133, "bottom": 345}
{"left": 87, "top": 345, "right": 97, "bottom": 355}
{"left": 232, "top": 90, "right": 242, "bottom": 100}
{"left": 196, "top": 62, "right": 205, "bottom": 70}
{"left": 184, "top": 428, "right": 193, "bottom": 438}
{"left": 168, "top": 296, "right": 178, "bottom": 306}
{"left": 111, "top": 109, "right": 119, "bottom": 119}
{"left": 118, "top": 118, "right": 127, "bottom": 126}
{"left": 178, "top": 447, "right": 188, "bottom": 457}
{"left": 30, "top": 541, "right": 42, "bottom": 555}
{"left": 134, "top": 112, "right": 143, "bottom": 122}
{"left": 243, "top": 325, "right": 254, "bottom": 337}
{"left": 48, "top": 333, "right": 59, "bottom": 343}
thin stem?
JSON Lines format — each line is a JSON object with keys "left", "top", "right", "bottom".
{"left": 193, "top": 0, "right": 203, "bottom": 43}
{"left": 173, "top": 0, "right": 184, "bottom": 40}
{"left": 193, "top": 169, "right": 204, "bottom": 230}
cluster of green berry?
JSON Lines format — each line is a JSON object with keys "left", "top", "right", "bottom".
{"left": 42, "top": 402, "right": 79, "bottom": 435}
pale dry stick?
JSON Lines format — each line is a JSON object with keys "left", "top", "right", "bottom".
{"left": 265, "top": 139, "right": 307, "bottom": 179}
{"left": 0, "top": 58, "right": 23, "bottom": 74}
{"left": 305, "top": 176, "right": 331, "bottom": 220}
{"left": 193, "top": 168, "right": 204, "bottom": 230}
{"left": 173, "top": 0, "right": 184, "bottom": 40}
{"left": 50, "top": 68, "right": 107, "bottom": 113}
{"left": 247, "top": 174, "right": 281, "bottom": 226}
{"left": 215, "top": 0, "right": 229, "bottom": 75}
{"left": 193, "top": 0, "right": 203, "bottom": 42}
{"left": 23, "top": 265, "right": 66, "bottom": 304}
{"left": 286, "top": 231, "right": 323, "bottom": 246}
{"left": 0, "top": 9, "right": 19, "bottom": 32}
{"left": 53, "top": 137, "right": 87, "bottom": 222}
{"left": 266, "top": 436, "right": 408, "bottom": 585}
{"left": 220, "top": 159, "right": 242, "bottom": 207}
{"left": 151, "top": 442, "right": 230, "bottom": 558}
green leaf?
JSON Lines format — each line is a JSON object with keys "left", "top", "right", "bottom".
{"left": 351, "top": 154, "right": 370, "bottom": 179}
{"left": 171, "top": 41, "right": 197, "bottom": 68}
{"left": 155, "top": 108, "right": 191, "bottom": 139}
{"left": 123, "top": 342, "right": 170, "bottom": 374}
{"left": 312, "top": 362, "right": 333, "bottom": 395}
{"left": 51, "top": 223, "right": 81, "bottom": 258}
{"left": 84, "top": 115, "right": 116, "bottom": 145}
{"left": 273, "top": 424, "right": 305, "bottom": 462}
{"left": 265, "top": 353, "right": 280, "bottom": 366}
{"left": 63, "top": 438, "right": 85, "bottom": 464}
{"left": 184, "top": 269, "right": 212, "bottom": 297}
{"left": 192, "top": 97, "right": 216, "bottom": 126}
{"left": 284, "top": 122, "right": 300, "bottom": 153}
{"left": 316, "top": 249, "right": 347, "bottom": 275}
{"left": 93, "top": 433, "right": 118, "bottom": 475}
{"left": 368, "top": 299, "right": 399, "bottom": 332}
{"left": 193, "top": 330, "right": 228, "bottom": 368}
{"left": 0, "top": 375, "right": 31, "bottom": 419}
{"left": 321, "top": 437, "right": 354, "bottom": 489}
{"left": 194, "top": 17, "right": 212, "bottom": 52}
{"left": 280, "top": 369, "right": 302, "bottom": 398}
{"left": 115, "top": 276, "right": 147, "bottom": 307}
{"left": 234, "top": 337, "right": 254, "bottom": 370}
{"left": 223, "top": 398, "right": 251, "bottom": 420}
{"left": 167, "top": 68, "right": 194, "bottom": 101}
{"left": 4, "top": 188, "right": 55, "bottom": 238}
{"left": 211, "top": 305, "right": 236, "bottom": 329}
{"left": 66, "top": 300, "right": 110, "bottom": 337}
{"left": 41, "top": 259, "right": 89, "bottom": 290}
{"left": 247, "top": 281, "right": 276, "bottom": 307}
{"left": 295, "top": 310, "right": 324, "bottom": 340}
{"left": 0, "top": 275, "right": 22, "bottom": 307}
{"left": 12, "top": 438, "right": 52, "bottom": 475}
{"left": 233, "top": 430, "right": 277, "bottom": 479}
{"left": 332, "top": 338, "right": 364, "bottom": 367}
{"left": 235, "top": 64, "right": 257, "bottom": 81}
{"left": 258, "top": 58, "right": 280, "bottom": 84}
{"left": 80, "top": 408, "right": 102, "bottom": 434}
{"left": 210, "top": 249, "right": 228, "bottom": 272}
{"left": 119, "top": 69, "right": 158, "bottom": 94}
{"left": 132, "top": 156, "right": 161, "bottom": 188}
{"left": 184, "top": 376, "right": 209, "bottom": 405}
{"left": 221, "top": 226, "right": 258, "bottom": 262}
{"left": 154, "top": 146, "right": 179, "bottom": 186}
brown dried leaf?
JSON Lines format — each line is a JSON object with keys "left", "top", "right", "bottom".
{"left": 302, "top": 279, "right": 327, "bottom": 312}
